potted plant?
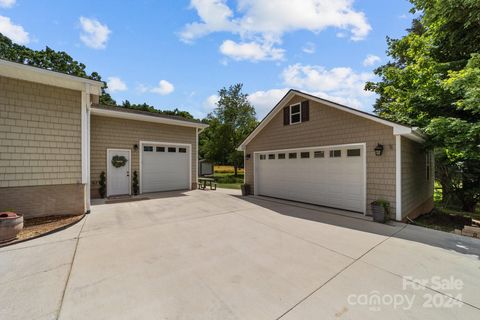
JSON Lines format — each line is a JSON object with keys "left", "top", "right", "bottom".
{"left": 241, "top": 184, "right": 251, "bottom": 196}
{"left": 132, "top": 171, "right": 139, "bottom": 195}
{"left": 99, "top": 171, "right": 106, "bottom": 198}
{"left": 371, "top": 199, "right": 390, "bottom": 223}
{"left": 0, "top": 211, "right": 24, "bottom": 243}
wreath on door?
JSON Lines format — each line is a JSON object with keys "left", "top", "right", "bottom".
{"left": 111, "top": 155, "right": 128, "bottom": 168}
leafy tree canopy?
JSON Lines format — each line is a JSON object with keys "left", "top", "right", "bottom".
{"left": 365, "top": 0, "right": 480, "bottom": 211}
{"left": 200, "top": 84, "right": 257, "bottom": 175}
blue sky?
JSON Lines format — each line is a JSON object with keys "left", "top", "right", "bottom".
{"left": 0, "top": 0, "right": 414, "bottom": 119}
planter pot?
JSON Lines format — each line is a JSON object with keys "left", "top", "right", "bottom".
{"left": 241, "top": 184, "right": 250, "bottom": 196}
{"left": 0, "top": 212, "right": 24, "bottom": 243}
{"left": 371, "top": 204, "right": 387, "bottom": 223}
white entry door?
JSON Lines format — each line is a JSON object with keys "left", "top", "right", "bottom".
{"left": 107, "top": 149, "right": 131, "bottom": 196}
{"left": 141, "top": 143, "right": 190, "bottom": 193}
{"left": 255, "top": 144, "right": 365, "bottom": 213}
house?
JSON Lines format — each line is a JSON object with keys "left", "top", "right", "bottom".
{"left": 0, "top": 59, "right": 207, "bottom": 218}
{"left": 238, "top": 90, "right": 434, "bottom": 221}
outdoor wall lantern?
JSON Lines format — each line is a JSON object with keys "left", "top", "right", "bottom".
{"left": 133, "top": 144, "right": 139, "bottom": 151}
{"left": 374, "top": 143, "right": 384, "bottom": 156}
{"left": 246, "top": 154, "right": 251, "bottom": 160}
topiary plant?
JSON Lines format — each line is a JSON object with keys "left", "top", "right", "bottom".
{"left": 132, "top": 170, "right": 139, "bottom": 195}
{"left": 99, "top": 171, "right": 106, "bottom": 198}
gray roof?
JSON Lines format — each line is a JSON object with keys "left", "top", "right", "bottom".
{"left": 92, "top": 104, "right": 204, "bottom": 125}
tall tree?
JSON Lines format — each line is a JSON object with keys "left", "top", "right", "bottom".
{"left": 365, "top": 0, "right": 480, "bottom": 211}
{"left": 200, "top": 84, "right": 257, "bottom": 175}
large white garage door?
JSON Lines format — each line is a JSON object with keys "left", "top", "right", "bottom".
{"left": 141, "top": 143, "right": 190, "bottom": 193}
{"left": 255, "top": 144, "right": 365, "bottom": 213}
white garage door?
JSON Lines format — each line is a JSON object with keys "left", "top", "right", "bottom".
{"left": 255, "top": 144, "right": 365, "bottom": 213}
{"left": 141, "top": 143, "right": 190, "bottom": 193}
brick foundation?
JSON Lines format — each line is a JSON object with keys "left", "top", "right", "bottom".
{"left": 0, "top": 184, "right": 85, "bottom": 218}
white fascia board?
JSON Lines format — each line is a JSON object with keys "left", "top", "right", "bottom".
{"left": 90, "top": 107, "right": 209, "bottom": 129}
{"left": 0, "top": 59, "right": 103, "bottom": 94}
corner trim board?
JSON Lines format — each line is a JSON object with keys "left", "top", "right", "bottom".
{"left": 395, "top": 135, "right": 402, "bottom": 221}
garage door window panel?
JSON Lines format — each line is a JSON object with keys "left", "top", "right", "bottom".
{"left": 278, "top": 153, "right": 286, "bottom": 159}
{"left": 329, "top": 150, "right": 341, "bottom": 158}
{"left": 300, "top": 152, "right": 310, "bottom": 159}
{"left": 168, "top": 147, "right": 176, "bottom": 153}
{"left": 156, "top": 146, "right": 165, "bottom": 152}
{"left": 144, "top": 146, "right": 153, "bottom": 152}
{"left": 314, "top": 151, "right": 324, "bottom": 158}
{"left": 268, "top": 154, "right": 275, "bottom": 160}
{"left": 289, "top": 152, "right": 297, "bottom": 159}
{"left": 347, "top": 149, "right": 361, "bottom": 157}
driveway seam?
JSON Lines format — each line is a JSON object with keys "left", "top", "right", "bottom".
{"left": 55, "top": 215, "right": 88, "bottom": 320}
{"left": 275, "top": 223, "right": 408, "bottom": 319}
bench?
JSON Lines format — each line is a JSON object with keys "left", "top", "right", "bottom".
{"left": 198, "top": 177, "right": 217, "bottom": 190}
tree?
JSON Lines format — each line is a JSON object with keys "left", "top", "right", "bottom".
{"left": 200, "top": 84, "right": 257, "bottom": 176}
{"left": 365, "top": 0, "right": 480, "bottom": 212}
{"left": 120, "top": 100, "right": 195, "bottom": 119}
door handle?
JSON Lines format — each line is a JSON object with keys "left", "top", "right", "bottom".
{"left": 127, "top": 171, "right": 130, "bottom": 177}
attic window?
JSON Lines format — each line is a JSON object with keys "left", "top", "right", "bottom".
{"left": 290, "top": 103, "right": 301, "bottom": 124}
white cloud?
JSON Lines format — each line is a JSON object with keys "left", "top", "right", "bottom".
{"left": 302, "top": 42, "right": 315, "bottom": 54}
{"left": 138, "top": 80, "right": 175, "bottom": 96}
{"left": 203, "top": 94, "right": 219, "bottom": 113}
{"left": 219, "top": 40, "right": 284, "bottom": 61}
{"left": 247, "top": 63, "right": 375, "bottom": 118}
{"left": 363, "top": 54, "right": 381, "bottom": 67}
{"left": 0, "top": 16, "right": 29, "bottom": 44}
{"left": 79, "top": 17, "right": 111, "bottom": 49}
{"left": 106, "top": 77, "right": 127, "bottom": 92}
{"left": 282, "top": 63, "right": 373, "bottom": 100}
{"left": 248, "top": 88, "right": 289, "bottom": 118}
{"left": 181, "top": 0, "right": 371, "bottom": 61}
{"left": 0, "top": 0, "right": 15, "bottom": 8}
{"left": 151, "top": 80, "right": 175, "bottom": 95}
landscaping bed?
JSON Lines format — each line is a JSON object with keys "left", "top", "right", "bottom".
{"left": 1, "top": 214, "right": 84, "bottom": 246}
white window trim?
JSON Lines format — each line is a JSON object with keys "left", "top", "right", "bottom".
{"left": 106, "top": 149, "right": 132, "bottom": 197}
{"left": 253, "top": 142, "right": 367, "bottom": 215}
{"left": 139, "top": 141, "right": 192, "bottom": 194}
{"left": 289, "top": 103, "right": 302, "bottom": 125}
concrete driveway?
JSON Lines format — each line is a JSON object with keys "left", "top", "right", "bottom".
{"left": 1, "top": 190, "right": 480, "bottom": 320}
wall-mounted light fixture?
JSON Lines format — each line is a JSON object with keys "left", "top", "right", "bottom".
{"left": 374, "top": 143, "right": 384, "bottom": 156}
{"left": 246, "top": 154, "right": 251, "bottom": 160}
{"left": 133, "top": 144, "right": 139, "bottom": 151}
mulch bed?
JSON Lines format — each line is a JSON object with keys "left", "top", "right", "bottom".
{"left": 2, "top": 215, "right": 84, "bottom": 246}
{"left": 414, "top": 209, "right": 472, "bottom": 232}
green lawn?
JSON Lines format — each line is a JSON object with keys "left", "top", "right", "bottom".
{"left": 214, "top": 172, "right": 244, "bottom": 189}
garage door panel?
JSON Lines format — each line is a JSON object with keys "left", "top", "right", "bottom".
{"left": 142, "top": 144, "right": 190, "bottom": 193}
{"left": 256, "top": 145, "right": 365, "bottom": 213}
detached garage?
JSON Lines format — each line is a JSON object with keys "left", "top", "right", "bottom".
{"left": 239, "top": 90, "right": 434, "bottom": 221}
{"left": 90, "top": 105, "right": 207, "bottom": 198}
